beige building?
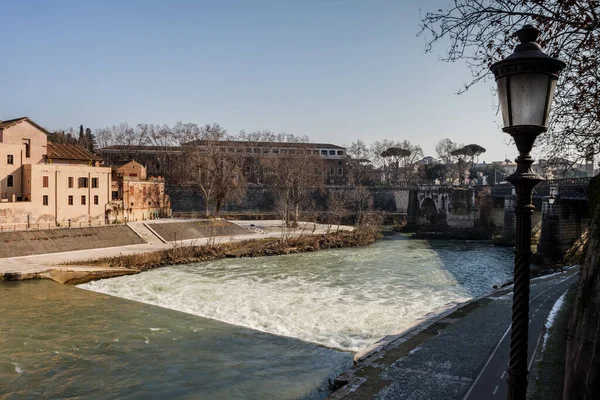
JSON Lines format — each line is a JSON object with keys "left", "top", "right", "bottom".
{"left": 0, "top": 117, "right": 111, "bottom": 229}
{"left": 108, "top": 160, "right": 170, "bottom": 222}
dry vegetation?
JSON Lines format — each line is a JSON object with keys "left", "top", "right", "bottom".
{"left": 66, "top": 228, "right": 380, "bottom": 274}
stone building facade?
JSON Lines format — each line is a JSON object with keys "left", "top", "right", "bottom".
{"left": 0, "top": 117, "right": 111, "bottom": 229}
{"left": 107, "top": 160, "right": 170, "bottom": 222}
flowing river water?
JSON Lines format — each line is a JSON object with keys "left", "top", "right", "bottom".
{"left": 0, "top": 234, "right": 514, "bottom": 399}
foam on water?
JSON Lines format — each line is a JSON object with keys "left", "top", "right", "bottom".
{"left": 79, "top": 237, "right": 514, "bottom": 352}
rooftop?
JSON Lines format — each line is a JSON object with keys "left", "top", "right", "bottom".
{"left": 46, "top": 142, "right": 103, "bottom": 161}
{"left": 0, "top": 117, "right": 51, "bottom": 135}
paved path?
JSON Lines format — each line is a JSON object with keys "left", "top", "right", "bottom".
{"left": 463, "top": 272, "right": 575, "bottom": 399}
{"left": 0, "top": 220, "right": 352, "bottom": 279}
{"left": 331, "top": 267, "right": 578, "bottom": 400}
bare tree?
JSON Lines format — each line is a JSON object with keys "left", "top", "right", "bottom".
{"left": 183, "top": 124, "right": 246, "bottom": 217}
{"left": 435, "top": 138, "right": 461, "bottom": 184}
{"left": 346, "top": 140, "right": 372, "bottom": 185}
{"left": 349, "top": 185, "right": 374, "bottom": 226}
{"left": 261, "top": 144, "right": 325, "bottom": 227}
{"left": 326, "top": 190, "right": 348, "bottom": 233}
{"left": 420, "top": 0, "right": 600, "bottom": 162}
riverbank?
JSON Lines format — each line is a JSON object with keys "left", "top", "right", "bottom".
{"left": 64, "top": 229, "right": 378, "bottom": 284}
{"left": 0, "top": 220, "right": 373, "bottom": 285}
{"left": 328, "top": 266, "right": 579, "bottom": 399}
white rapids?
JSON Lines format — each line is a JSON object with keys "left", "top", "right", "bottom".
{"left": 79, "top": 237, "right": 514, "bottom": 352}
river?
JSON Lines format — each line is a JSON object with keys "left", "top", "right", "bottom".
{"left": 0, "top": 234, "right": 514, "bottom": 398}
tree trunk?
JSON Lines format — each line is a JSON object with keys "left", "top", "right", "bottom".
{"left": 215, "top": 197, "right": 222, "bottom": 216}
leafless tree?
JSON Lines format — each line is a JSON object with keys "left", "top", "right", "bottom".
{"left": 435, "top": 138, "right": 462, "bottom": 184}
{"left": 261, "top": 144, "right": 325, "bottom": 227}
{"left": 346, "top": 140, "right": 372, "bottom": 185}
{"left": 326, "top": 190, "right": 348, "bottom": 233}
{"left": 183, "top": 124, "right": 246, "bottom": 217}
{"left": 349, "top": 185, "right": 374, "bottom": 226}
{"left": 420, "top": 0, "right": 600, "bottom": 162}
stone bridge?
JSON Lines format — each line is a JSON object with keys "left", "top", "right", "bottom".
{"left": 493, "top": 177, "right": 593, "bottom": 263}
{"left": 408, "top": 184, "right": 478, "bottom": 230}
{"left": 492, "top": 177, "right": 591, "bottom": 200}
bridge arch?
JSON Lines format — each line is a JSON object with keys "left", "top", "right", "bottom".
{"left": 420, "top": 197, "right": 438, "bottom": 217}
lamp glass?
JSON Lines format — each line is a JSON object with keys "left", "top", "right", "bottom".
{"left": 510, "top": 73, "right": 552, "bottom": 126}
{"left": 497, "top": 76, "right": 511, "bottom": 127}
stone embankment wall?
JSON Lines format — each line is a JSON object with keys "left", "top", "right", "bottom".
{"left": 167, "top": 185, "right": 410, "bottom": 214}
{"left": 0, "top": 225, "right": 144, "bottom": 258}
{"left": 537, "top": 200, "right": 590, "bottom": 260}
{"left": 562, "top": 176, "right": 600, "bottom": 399}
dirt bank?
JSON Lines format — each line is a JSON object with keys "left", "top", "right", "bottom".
{"left": 63, "top": 229, "right": 379, "bottom": 284}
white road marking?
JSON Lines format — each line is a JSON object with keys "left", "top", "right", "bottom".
{"left": 493, "top": 386, "right": 499, "bottom": 395}
{"left": 463, "top": 274, "right": 577, "bottom": 400}
{"left": 500, "top": 371, "right": 506, "bottom": 380}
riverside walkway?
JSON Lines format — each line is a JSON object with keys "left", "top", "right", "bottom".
{"left": 0, "top": 220, "right": 352, "bottom": 283}
{"left": 330, "top": 267, "right": 578, "bottom": 400}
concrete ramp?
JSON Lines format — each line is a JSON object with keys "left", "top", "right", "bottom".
{"left": 127, "top": 222, "right": 166, "bottom": 244}
{"left": 146, "top": 219, "right": 253, "bottom": 242}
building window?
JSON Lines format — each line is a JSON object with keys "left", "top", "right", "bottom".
{"left": 81, "top": 195, "right": 86, "bottom": 205}
{"left": 22, "top": 139, "right": 31, "bottom": 158}
{"left": 337, "top": 168, "right": 343, "bottom": 176}
{"left": 7, "top": 154, "right": 14, "bottom": 165}
{"left": 42, "top": 176, "right": 49, "bottom": 188}
{"left": 78, "top": 177, "right": 88, "bottom": 188}
{"left": 112, "top": 191, "right": 119, "bottom": 200}
{"left": 7, "top": 175, "right": 14, "bottom": 187}
{"left": 337, "top": 150, "right": 344, "bottom": 156}
{"left": 68, "top": 195, "right": 73, "bottom": 205}
{"left": 68, "top": 177, "right": 74, "bottom": 188}
{"left": 329, "top": 150, "right": 336, "bottom": 156}
{"left": 94, "top": 195, "right": 99, "bottom": 205}
{"left": 91, "top": 178, "right": 99, "bottom": 188}
{"left": 330, "top": 168, "right": 335, "bottom": 176}
{"left": 129, "top": 173, "right": 137, "bottom": 177}
{"left": 130, "top": 186, "right": 134, "bottom": 195}
{"left": 43, "top": 195, "right": 48, "bottom": 206}
{"left": 321, "top": 150, "right": 327, "bottom": 156}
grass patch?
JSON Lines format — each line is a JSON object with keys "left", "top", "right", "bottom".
{"left": 531, "top": 283, "right": 577, "bottom": 400}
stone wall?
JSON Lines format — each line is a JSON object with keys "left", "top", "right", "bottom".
{"left": 537, "top": 199, "right": 590, "bottom": 262}
{"left": 167, "top": 185, "right": 410, "bottom": 214}
{"left": 562, "top": 176, "right": 600, "bottom": 399}
{"left": 0, "top": 225, "right": 144, "bottom": 258}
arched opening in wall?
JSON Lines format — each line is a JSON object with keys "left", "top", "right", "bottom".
{"left": 420, "top": 197, "right": 444, "bottom": 226}
{"left": 420, "top": 198, "right": 438, "bottom": 216}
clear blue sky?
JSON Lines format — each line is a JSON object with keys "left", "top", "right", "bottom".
{"left": 1, "top": 0, "right": 517, "bottom": 162}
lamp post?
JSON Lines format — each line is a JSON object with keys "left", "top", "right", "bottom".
{"left": 490, "top": 25, "right": 565, "bottom": 400}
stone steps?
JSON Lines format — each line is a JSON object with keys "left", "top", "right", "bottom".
{"left": 127, "top": 222, "right": 166, "bottom": 244}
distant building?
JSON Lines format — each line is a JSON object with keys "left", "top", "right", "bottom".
{"left": 108, "top": 160, "right": 170, "bottom": 222}
{"left": 98, "top": 140, "right": 348, "bottom": 185}
{"left": 420, "top": 156, "right": 439, "bottom": 165}
{"left": 0, "top": 117, "right": 111, "bottom": 229}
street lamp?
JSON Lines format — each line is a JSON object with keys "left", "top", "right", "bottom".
{"left": 490, "top": 24, "right": 565, "bottom": 400}
{"left": 548, "top": 185, "right": 558, "bottom": 205}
